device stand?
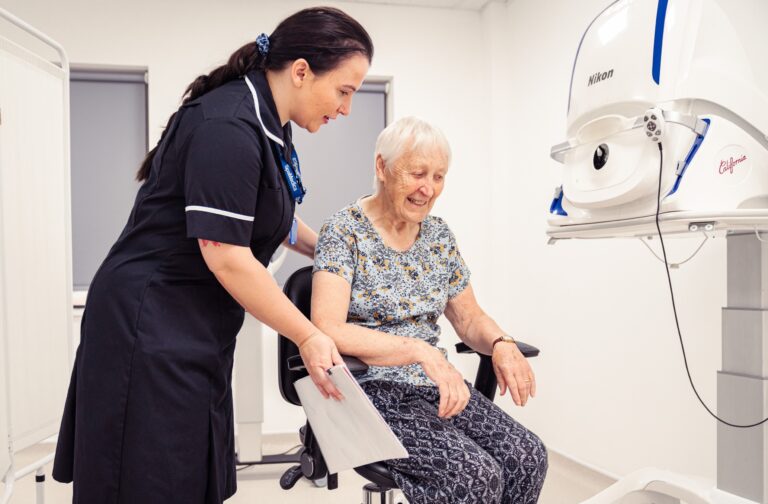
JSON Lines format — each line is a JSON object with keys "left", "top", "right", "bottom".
{"left": 583, "top": 232, "right": 767, "bottom": 504}
{"left": 717, "top": 232, "right": 768, "bottom": 502}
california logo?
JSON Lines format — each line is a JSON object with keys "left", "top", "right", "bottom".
{"left": 718, "top": 155, "right": 747, "bottom": 175}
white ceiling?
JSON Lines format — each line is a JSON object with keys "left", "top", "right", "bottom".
{"left": 338, "top": 0, "right": 505, "bottom": 12}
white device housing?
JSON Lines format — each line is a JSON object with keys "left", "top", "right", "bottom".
{"left": 548, "top": 0, "right": 768, "bottom": 239}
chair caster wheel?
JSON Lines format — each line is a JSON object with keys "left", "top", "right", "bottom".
{"left": 280, "top": 465, "right": 303, "bottom": 490}
{"left": 312, "top": 475, "right": 328, "bottom": 487}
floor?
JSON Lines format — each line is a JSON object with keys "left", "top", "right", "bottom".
{"left": 2, "top": 435, "right": 614, "bottom": 503}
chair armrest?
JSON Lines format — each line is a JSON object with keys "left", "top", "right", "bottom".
{"left": 455, "top": 341, "right": 540, "bottom": 358}
{"left": 287, "top": 355, "right": 370, "bottom": 376}
{"left": 454, "top": 342, "right": 475, "bottom": 354}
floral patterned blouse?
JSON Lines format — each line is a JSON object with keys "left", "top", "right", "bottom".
{"left": 313, "top": 202, "right": 471, "bottom": 386}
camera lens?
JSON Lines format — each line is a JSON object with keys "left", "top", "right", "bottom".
{"left": 593, "top": 144, "right": 609, "bottom": 170}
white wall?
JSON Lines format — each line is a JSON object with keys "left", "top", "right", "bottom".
{"left": 481, "top": 0, "right": 724, "bottom": 481}
{"left": 3, "top": 0, "right": 728, "bottom": 484}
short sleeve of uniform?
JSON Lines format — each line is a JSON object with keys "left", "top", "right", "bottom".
{"left": 313, "top": 216, "right": 357, "bottom": 284}
{"left": 439, "top": 219, "right": 471, "bottom": 299}
{"left": 184, "top": 119, "right": 262, "bottom": 246}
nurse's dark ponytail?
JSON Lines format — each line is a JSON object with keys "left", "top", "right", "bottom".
{"left": 136, "top": 6, "right": 374, "bottom": 181}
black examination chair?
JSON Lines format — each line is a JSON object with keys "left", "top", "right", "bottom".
{"left": 277, "top": 266, "right": 540, "bottom": 503}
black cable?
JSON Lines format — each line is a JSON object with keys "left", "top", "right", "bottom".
{"left": 235, "top": 443, "right": 304, "bottom": 471}
{"left": 654, "top": 142, "right": 768, "bottom": 428}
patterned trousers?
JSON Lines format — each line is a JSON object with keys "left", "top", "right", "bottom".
{"left": 360, "top": 380, "right": 548, "bottom": 504}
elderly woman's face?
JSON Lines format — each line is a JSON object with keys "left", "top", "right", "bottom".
{"left": 378, "top": 145, "right": 449, "bottom": 223}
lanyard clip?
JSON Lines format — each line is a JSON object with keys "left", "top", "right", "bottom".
{"left": 289, "top": 218, "right": 298, "bottom": 245}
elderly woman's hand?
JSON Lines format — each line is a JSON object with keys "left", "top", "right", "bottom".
{"left": 492, "top": 343, "right": 536, "bottom": 406}
{"left": 416, "top": 343, "right": 471, "bottom": 419}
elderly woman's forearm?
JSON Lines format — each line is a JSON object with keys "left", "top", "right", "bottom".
{"left": 446, "top": 286, "right": 507, "bottom": 354}
{"left": 459, "top": 312, "right": 506, "bottom": 355}
{"left": 313, "top": 320, "right": 426, "bottom": 366}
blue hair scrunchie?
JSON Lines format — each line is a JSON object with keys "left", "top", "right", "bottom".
{"left": 256, "top": 33, "right": 270, "bottom": 57}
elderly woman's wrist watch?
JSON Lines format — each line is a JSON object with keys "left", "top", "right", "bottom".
{"left": 492, "top": 335, "right": 516, "bottom": 351}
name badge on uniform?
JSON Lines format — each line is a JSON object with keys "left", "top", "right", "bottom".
{"left": 289, "top": 217, "right": 298, "bottom": 245}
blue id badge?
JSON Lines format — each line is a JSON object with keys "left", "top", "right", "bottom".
{"left": 289, "top": 217, "right": 298, "bottom": 245}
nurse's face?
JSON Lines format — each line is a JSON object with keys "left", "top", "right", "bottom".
{"left": 294, "top": 54, "right": 369, "bottom": 133}
{"left": 377, "top": 145, "right": 449, "bottom": 224}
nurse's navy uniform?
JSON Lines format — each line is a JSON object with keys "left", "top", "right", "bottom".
{"left": 53, "top": 70, "right": 296, "bottom": 503}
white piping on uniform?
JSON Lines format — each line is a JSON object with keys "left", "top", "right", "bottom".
{"left": 185, "top": 205, "right": 255, "bottom": 222}
{"left": 244, "top": 76, "right": 285, "bottom": 148}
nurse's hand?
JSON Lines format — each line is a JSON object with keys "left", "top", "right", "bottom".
{"left": 416, "top": 343, "right": 470, "bottom": 419}
{"left": 298, "top": 331, "right": 345, "bottom": 401}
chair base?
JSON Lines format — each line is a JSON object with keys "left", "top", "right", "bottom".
{"left": 362, "top": 483, "right": 405, "bottom": 504}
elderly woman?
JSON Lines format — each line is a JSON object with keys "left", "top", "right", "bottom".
{"left": 311, "top": 117, "right": 547, "bottom": 503}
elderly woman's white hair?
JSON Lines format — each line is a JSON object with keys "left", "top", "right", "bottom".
{"left": 373, "top": 116, "right": 452, "bottom": 192}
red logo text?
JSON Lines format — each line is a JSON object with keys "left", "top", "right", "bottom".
{"left": 718, "top": 155, "right": 747, "bottom": 175}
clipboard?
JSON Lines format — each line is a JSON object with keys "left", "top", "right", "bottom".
{"left": 294, "top": 364, "right": 409, "bottom": 474}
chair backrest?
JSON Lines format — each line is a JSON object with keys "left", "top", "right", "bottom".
{"left": 278, "top": 266, "right": 314, "bottom": 406}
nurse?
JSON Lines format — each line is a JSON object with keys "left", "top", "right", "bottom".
{"left": 52, "top": 7, "right": 373, "bottom": 503}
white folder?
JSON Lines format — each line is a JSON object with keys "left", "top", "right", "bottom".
{"left": 294, "top": 364, "right": 409, "bottom": 474}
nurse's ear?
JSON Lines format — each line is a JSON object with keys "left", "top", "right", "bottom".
{"left": 290, "top": 58, "right": 313, "bottom": 88}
